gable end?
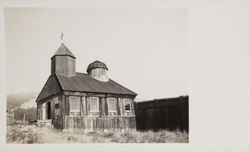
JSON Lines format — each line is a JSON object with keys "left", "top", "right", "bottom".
{"left": 36, "top": 75, "right": 63, "bottom": 102}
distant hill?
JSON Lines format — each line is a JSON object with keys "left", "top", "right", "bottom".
{"left": 7, "top": 92, "right": 38, "bottom": 112}
{"left": 7, "top": 92, "right": 38, "bottom": 122}
{"left": 20, "top": 98, "right": 36, "bottom": 109}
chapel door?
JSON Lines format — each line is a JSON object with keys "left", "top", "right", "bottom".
{"left": 47, "top": 102, "right": 51, "bottom": 119}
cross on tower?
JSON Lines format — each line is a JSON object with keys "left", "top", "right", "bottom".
{"left": 60, "top": 33, "right": 64, "bottom": 40}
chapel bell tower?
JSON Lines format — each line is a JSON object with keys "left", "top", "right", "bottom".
{"left": 51, "top": 43, "right": 76, "bottom": 77}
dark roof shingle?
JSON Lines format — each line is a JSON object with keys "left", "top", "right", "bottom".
{"left": 56, "top": 73, "right": 137, "bottom": 96}
{"left": 52, "top": 43, "right": 75, "bottom": 58}
{"left": 36, "top": 76, "right": 62, "bottom": 102}
{"left": 87, "top": 60, "right": 108, "bottom": 73}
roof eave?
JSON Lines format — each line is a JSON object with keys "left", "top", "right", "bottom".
{"left": 51, "top": 54, "right": 76, "bottom": 59}
{"left": 61, "top": 89, "right": 137, "bottom": 97}
{"left": 36, "top": 75, "right": 64, "bottom": 102}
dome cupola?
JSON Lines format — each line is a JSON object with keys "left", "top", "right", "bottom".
{"left": 87, "top": 60, "right": 109, "bottom": 82}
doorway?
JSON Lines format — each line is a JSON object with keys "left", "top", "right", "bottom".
{"left": 47, "top": 102, "right": 51, "bottom": 119}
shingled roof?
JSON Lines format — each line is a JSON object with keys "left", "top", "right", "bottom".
{"left": 36, "top": 72, "right": 137, "bottom": 102}
{"left": 52, "top": 43, "right": 75, "bottom": 59}
{"left": 57, "top": 73, "right": 137, "bottom": 95}
{"left": 87, "top": 60, "right": 108, "bottom": 73}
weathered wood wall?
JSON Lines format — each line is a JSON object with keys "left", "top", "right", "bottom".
{"left": 53, "top": 116, "right": 136, "bottom": 130}
{"left": 135, "top": 96, "right": 188, "bottom": 132}
{"left": 37, "top": 95, "right": 61, "bottom": 120}
{"left": 38, "top": 91, "right": 136, "bottom": 130}
{"left": 51, "top": 55, "right": 76, "bottom": 77}
{"left": 62, "top": 92, "right": 135, "bottom": 118}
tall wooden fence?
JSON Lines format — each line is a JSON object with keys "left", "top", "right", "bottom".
{"left": 135, "top": 96, "right": 188, "bottom": 132}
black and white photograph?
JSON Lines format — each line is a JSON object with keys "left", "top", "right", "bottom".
{"left": 5, "top": 7, "right": 188, "bottom": 143}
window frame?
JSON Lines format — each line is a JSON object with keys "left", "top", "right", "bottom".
{"left": 55, "top": 103, "right": 59, "bottom": 109}
{"left": 69, "top": 96, "right": 80, "bottom": 113}
{"left": 89, "top": 97, "right": 99, "bottom": 112}
{"left": 123, "top": 98, "right": 132, "bottom": 112}
{"left": 107, "top": 98, "right": 117, "bottom": 112}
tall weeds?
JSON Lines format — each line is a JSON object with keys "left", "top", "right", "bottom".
{"left": 6, "top": 124, "right": 188, "bottom": 144}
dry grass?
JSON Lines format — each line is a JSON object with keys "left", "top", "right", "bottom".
{"left": 6, "top": 124, "right": 188, "bottom": 144}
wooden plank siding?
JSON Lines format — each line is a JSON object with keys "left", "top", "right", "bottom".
{"left": 50, "top": 93, "right": 136, "bottom": 129}
{"left": 51, "top": 55, "right": 76, "bottom": 77}
{"left": 135, "top": 96, "right": 189, "bottom": 132}
{"left": 37, "top": 95, "right": 60, "bottom": 120}
{"left": 53, "top": 116, "right": 136, "bottom": 130}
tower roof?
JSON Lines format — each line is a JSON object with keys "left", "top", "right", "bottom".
{"left": 87, "top": 60, "right": 108, "bottom": 73}
{"left": 52, "top": 43, "right": 76, "bottom": 59}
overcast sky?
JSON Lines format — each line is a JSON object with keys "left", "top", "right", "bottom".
{"left": 5, "top": 7, "right": 188, "bottom": 100}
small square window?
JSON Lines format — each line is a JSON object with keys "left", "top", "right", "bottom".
{"left": 125, "top": 104, "right": 131, "bottom": 111}
{"left": 55, "top": 103, "right": 59, "bottom": 109}
{"left": 124, "top": 99, "right": 131, "bottom": 111}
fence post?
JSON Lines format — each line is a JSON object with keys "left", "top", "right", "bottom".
{"left": 156, "top": 99, "right": 161, "bottom": 131}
